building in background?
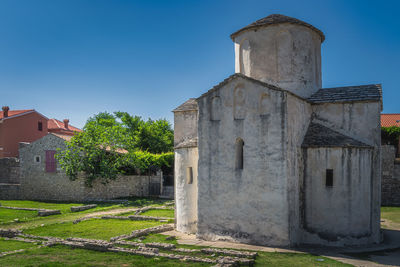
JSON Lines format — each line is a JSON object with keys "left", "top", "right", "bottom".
{"left": 48, "top": 118, "right": 82, "bottom": 136}
{"left": 0, "top": 106, "right": 49, "bottom": 158}
{"left": 0, "top": 106, "right": 81, "bottom": 158}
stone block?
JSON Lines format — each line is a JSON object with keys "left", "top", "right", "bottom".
{"left": 70, "top": 204, "right": 97, "bottom": 212}
{"left": 37, "top": 209, "right": 61, "bottom": 216}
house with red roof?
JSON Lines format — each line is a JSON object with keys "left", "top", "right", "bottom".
{"left": 381, "top": 114, "right": 400, "bottom": 128}
{"left": 0, "top": 106, "right": 81, "bottom": 158}
{"left": 48, "top": 118, "right": 82, "bottom": 136}
{"left": 0, "top": 106, "right": 49, "bottom": 158}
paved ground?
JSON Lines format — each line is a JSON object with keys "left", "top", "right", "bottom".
{"left": 162, "top": 226, "right": 400, "bottom": 267}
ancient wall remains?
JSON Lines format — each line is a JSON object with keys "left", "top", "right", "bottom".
{"left": 382, "top": 145, "right": 400, "bottom": 206}
{"left": 0, "top": 158, "right": 20, "bottom": 184}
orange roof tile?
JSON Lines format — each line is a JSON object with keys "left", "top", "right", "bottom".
{"left": 381, "top": 114, "right": 400, "bottom": 127}
{"left": 0, "top": 109, "right": 34, "bottom": 119}
{"left": 51, "top": 133, "right": 73, "bottom": 141}
{"left": 48, "top": 118, "right": 82, "bottom": 133}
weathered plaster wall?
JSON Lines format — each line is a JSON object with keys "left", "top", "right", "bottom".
{"left": 175, "top": 147, "right": 198, "bottom": 233}
{"left": 197, "top": 76, "right": 290, "bottom": 246}
{"left": 174, "top": 110, "right": 198, "bottom": 147}
{"left": 18, "top": 134, "right": 157, "bottom": 201}
{"left": 233, "top": 24, "right": 322, "bottom": 98}
{"left": 285, "top": 95, "right": 312, "bottom": 244}
{"left": 302, "top": 147, "right": 374, "bottom": 245}
{"left": 312, "top": 101, "right": 381, "bottom": 243}
{"left": 381, "top": 145, "right": 400, "bottom": 206}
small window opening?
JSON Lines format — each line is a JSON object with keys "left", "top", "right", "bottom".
{"left": 34, "top": 156, "right": 41, "bottom": 163}
{"left": 186, "top": 167, "right": 193, "bottom": 184}
{"left": 38, "top": 121, "right": 43, "bottom": 131}
{"left": 235, "top": 138, "right": 244, "bottom": 170}
{"left": 326, "top": 169, "right": 333, "bottom": 187}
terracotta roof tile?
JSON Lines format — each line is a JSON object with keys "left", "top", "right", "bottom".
{"left": 0, "top": 109, "right": 34, "bottom": 119}
{"left": 381, "top": 114, "right": 400, "bottom": 127}
{"left": 48, "top": 118, "right": 82, "bottom": 133}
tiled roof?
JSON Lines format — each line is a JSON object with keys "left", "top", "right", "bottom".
{"left": 51, "top": 133, "right": 73, "bottom": 141}
{"left": 231, "top": 14, "right": 325, "bottom": 42}
{"left": 173, "top": 98, "right": 198, "bottom": 112}
{"left": 381, "top": 114, "right": 400, "bottom": 127}
{"left": 308, "top": 84, "right": 382, "bottom": 104}
{"left": 302, "top": 122, "right": 371, "bottom": 148}
{"left": 0, "top": 109, "right": 34, "bottom": 119}
{"left": 48, "top": 118, "right": 82, "bottom": 133}
{"left": 197, "top": 73, "right": 307, "bottom": 101}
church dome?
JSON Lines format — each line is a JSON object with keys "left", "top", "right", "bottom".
{"left": 231, "top": 14, "right": 325, "bottom": 42}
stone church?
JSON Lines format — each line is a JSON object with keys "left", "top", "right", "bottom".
{"left": 173, "top": 14, "right": 382, "bottom": 246}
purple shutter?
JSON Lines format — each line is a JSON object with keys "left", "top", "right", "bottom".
{"left": 45, "top": 150, "right": 56, "bottom": 172}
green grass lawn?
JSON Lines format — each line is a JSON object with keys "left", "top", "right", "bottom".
{"left": 0, "top": 200, "right": 125, "bottom": 229}
{"left": 24, "top": 218, "right": 165, "bottom": 240}
{"left": 381, "top": 206, "right": 400, "bottom": 224}
{"left": 0, "top": 244, "right": 351, "bottom": 267}
{"left": 0, "top": 245, "right": 210, "bottom": 267}
{"left": 141, "top": 208, "right": 175, "bottom": 218}
{"left": 0, "top": 208, "right": 38, "bottom": 224}
{"left": 0, "top": 200, "right": 119, "bottom": 213}
{"left": 0, "top": 238, "right": 37, "bottom": 253}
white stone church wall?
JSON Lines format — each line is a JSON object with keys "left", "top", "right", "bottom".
{"left": 196, "top": 77, "right": 291, "bottom": 246}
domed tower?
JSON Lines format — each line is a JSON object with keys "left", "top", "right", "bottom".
{"left": 231, "top": 14, "right": 325, "bottom": 98}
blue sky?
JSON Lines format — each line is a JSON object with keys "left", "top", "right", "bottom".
{"left": 1, "top": 0, "right": 398, "bottom": 128}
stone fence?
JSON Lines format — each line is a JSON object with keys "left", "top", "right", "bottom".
{"left": 381, "top": 145, "right": 400, "bottom": 206}
{"left": 0, "top": 158, "right": 20, "bottom": 184}
{"left": 18, "top": 172, "right": 161, "bottom": 202}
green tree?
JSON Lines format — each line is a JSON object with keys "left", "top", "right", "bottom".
{"left": 56, "top": 112, "right": 174, "bottom": 186}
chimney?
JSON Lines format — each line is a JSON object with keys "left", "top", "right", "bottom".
{"left": 2, "top": 106, "right": 9, "bottom": 118}
{"left": 63, "top": 119, "right": 69, "bottom": 129}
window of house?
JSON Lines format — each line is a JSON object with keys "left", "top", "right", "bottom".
{"left": 186, "top": 167, "right": 193, "bottom": 184}
{"left": 235, "top": 138, "right": 244, "bottom": 170}
{"left": 38, "top": 121, "right": 43, "bottom": 131}
{"left": 326, "top": 169, "right": 333, "bottom": 187}
{"left": 45, "top": 150, "right": 57, "bottom": 172}
{"left": 34, "top": 155, "right": 41, "bottom": 163}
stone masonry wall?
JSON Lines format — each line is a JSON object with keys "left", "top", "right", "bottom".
{"left": 16, "top": 134, "right": 160, "bottom": 202}
{"left": 0, "top": 158, "right": 21, "bottom": 200}
{"left": 382, "top": 145, "right": 400, "bottom": 206}
{"left": 0, "top": 158, "right": 20, "bottom": 184}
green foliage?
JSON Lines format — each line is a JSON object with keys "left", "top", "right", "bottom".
{"left": 56, "top": 112, "right": 174, "bottom": 185}
{"left": 382, "top": 126, "right": 400, "bottom": 145}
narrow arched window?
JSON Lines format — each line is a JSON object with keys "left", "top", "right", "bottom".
{"left": 235, "top": 138, "right": 244, "bottom": 170}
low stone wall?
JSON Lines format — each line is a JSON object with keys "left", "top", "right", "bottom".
{"left": 19, "top": 173, "right": 159, "bottom": 202}
{"left": 0, "top": 158, "right": 20, "bottom": 184}
{"left": 0, "top": 184, "right": 21, "bottom": 200}
{"left": 381, "top": 145, "right": 400, "bottom": 206}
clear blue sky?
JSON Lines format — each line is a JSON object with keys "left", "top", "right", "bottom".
{"left": 1, "top": 0, "right": 398, "bottom": 128}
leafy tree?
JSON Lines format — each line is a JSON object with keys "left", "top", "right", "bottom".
{"left": 56, "top": 112, "right": 174, "bottom": 186}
